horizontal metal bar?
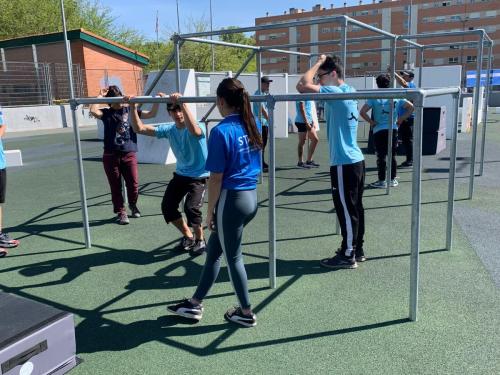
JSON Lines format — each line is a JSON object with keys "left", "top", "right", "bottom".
{"left": 423, "top": 87, "right": 461, "bottom": 97}
{"left": 345, "top": 16, "right": 396, "bottom": 39}
{"left": 265, "top": 48, "right": 311, "bottom": 56}
{"left": 181, "top": 37, "right": 259, "bottom": 51}
{"left": 177, "top": 15, "right": 347, "bottom": 39}
{"left": 400, "top": 29, "right": 490, "bottom": 41}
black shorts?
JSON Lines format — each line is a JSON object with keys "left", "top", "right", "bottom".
{"left": 0, "top": 168, "right": 5, "bottom": 204}
{"left": 295, "top": 122, "right": 308, "bottom": 133}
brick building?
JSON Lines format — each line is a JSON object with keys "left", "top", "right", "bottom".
{"left": 255, "top": 0, "right": 498, "bottom": 80}
{"left": 0, "top": 29, "right": 149, "bottom": 106}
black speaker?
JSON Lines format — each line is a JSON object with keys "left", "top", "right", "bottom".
{"left": 422, "top": 106, "right": 446, "bottom": 155}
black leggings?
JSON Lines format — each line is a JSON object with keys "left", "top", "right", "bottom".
{"left": 193, "top": 189, "right": 258, "bottom": 309}
{"left": 400, "top": 118, "right": 413, "bottom": 163}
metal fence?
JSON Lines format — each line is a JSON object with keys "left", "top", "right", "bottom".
{"left": 0, "top": 61, "right": 145, "bottom": 107}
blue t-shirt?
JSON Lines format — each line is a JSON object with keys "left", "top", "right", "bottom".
{"left": 155, "top": 122, "right": 209, "bottom": 178}
{"left": 252, "top": 90, "right": 269, "bottom": 127}
{"left": 320, "top": 84, "right": 364, "bottom": 166}
{"left": 366, "top": 99, "right": 407, "bottom": 134}
{"left": 0, "top": 106, "right": 5, "bottom": 169}
{"left": 295, "top": 100, "right": 314, "bottom": 124}
{"left": 205, "top": 114, "right": 262, "bottom": 190}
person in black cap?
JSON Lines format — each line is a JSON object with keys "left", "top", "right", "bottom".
{"left": 394, "top": 70, "right": 416, "bottom": 168}
{"left": 253, "top": 76, "right": 272, "bottom": 172}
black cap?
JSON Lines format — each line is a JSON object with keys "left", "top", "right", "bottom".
{"left": 401, "top": 70, "right": 415, "bottom": 78}
{"left": 261, "top": 76, "right": 273, "bottom": 83}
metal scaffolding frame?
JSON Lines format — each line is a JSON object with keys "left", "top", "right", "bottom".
{"left": 60, "top": 2, "right": 490, "bottom": 321}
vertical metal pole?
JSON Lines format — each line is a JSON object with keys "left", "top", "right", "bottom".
{"left": 418, "top": 48, "right": 424, "bottom": 88}
{"left": 468, "top": 33, "right": 484, "bottom": 199}
{"left": 60, "top": 0, "right": 91, "bottom": 248}
{"left": 409, "top": 94, "right": 424, "bottom": 321}
{"left": 257, "top": 51, "right": 263, "bottom": 184}
{"left": 209, "top": 0, "right": 215, "bottom": 71}
{"left": 446, "top": 93, "right": 460, "bottom": 251}
{"left": 0, "top": 48, "right": 6, "bottom": 72}
{"left": 479, "top": 42, "right": 492, "bottom": 176}
{"left": 341, "top": 18, "right": 347, "bottom": 70}
{"left": 174, "top": 36, "right": 181, "bottom": 92}
{"left": 268, "top": 96, "right": 276, "bottom": 289}
{"left": 386, "top": 37, "right": 397, "bottom": 195}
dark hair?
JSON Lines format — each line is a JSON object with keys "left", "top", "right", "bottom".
{"left": 319, "top": 55, "right": 344, "bottom": 79}
{"left": 167, "top": 103, "right": 182, "bottom": 112}
{"left": 376, "top": 74, "right": 391, "bottom": 89}
{"left": 216, "top": 78, "right": 263, "bottom": 149}
{"left": 105, "top": 85, "right": 123, "bottom": 97}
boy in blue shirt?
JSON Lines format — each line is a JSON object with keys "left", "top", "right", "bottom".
{"left": 395, "top": 70, "right": 417, "bottom": 167}
{"left": 130, "top": 93, "right": 208, "bottom": 255}
{"left": 253, "top": 76, "right": 272, "bottom": 172}
{"left": 297, "top": 54, "right": 365, "bottom": 269}
{"left": 360, "top": 74, "right": 414, "bottom": 188}
{"left": 0, "top": 106, "right": 20, "bottom": 257}
{"left": 294, "top": 100, "right": 320, "bottom": 168}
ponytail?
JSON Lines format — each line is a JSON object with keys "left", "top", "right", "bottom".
{"left": 216, "top": 78, "right": 263, "bottom": 149}
{"left": 240, "top": 90, "right": 263, "bottom": 149}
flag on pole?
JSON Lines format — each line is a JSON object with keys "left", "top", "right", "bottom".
{"left": 155, "top": 10, "right": 159, "bottom": 35}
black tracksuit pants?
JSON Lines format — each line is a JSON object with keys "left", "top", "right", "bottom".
{"left": 330, "top": 161, "right": 365, "bottom": 252}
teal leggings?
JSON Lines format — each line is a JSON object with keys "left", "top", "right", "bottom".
{"left": 193, "top": 189, "right": 258, "bottom": 309}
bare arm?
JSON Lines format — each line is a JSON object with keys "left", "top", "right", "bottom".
{"left": 394, "top": 72, "right": 409, "bottom": 88}
{"left": 0, "top": 124, "right": 6, "bottom": 138}
{"left": 170, "top": 93, "right": 203, "bottom": 137}
{"left": 296, "top": 55, "right": 326, "bottom": 93}
{"left": 397, "top": 101, "right": 414, "bottom": 126}
{"left": 205, "top": 173, "right": 224, "bottom": 231}
{"left": 360, "top": 104, "right": 376, "bottom": 127}
{"left": 140, "top": 92, "right": 165, "bottom": 119}
{"left": 130, "top": 102, "right": 157, "bottom": 137}
{"left": 89, "top": 88, "right": 107, "bottom": 119}
{"left": 299, "top": 102, "right": 312, "bottom": 130}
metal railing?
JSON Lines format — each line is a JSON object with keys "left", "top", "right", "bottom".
{"left": 0, "top": 60, "right": 145, "bottom": 107}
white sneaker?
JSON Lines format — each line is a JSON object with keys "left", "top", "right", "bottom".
{"left": 389, "top": 179, "right": 399, "bottom": 187}
{"left": 370, "top": 180, "right": 387, "bottom": 189}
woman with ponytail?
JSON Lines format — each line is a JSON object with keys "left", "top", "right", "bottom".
{"left": 168, "top": 78, "right": 262, "bottom": 327}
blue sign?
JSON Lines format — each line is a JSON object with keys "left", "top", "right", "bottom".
{"left": 466, "top": 69, "right": 500, "bottom": 87}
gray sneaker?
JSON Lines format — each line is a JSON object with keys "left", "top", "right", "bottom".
{"left": 297, "top": 161, "right": 312, "bottom": 169}
{"left": 370, "top": 180, "right": 387, "bottom": 189}
{"left": 117, "top": 212, "right": 130, "bottom": 225}
{"left": 179, "top": 236, "right": 195, "bottom": 251}
{"left": 190, "top": 239, "right": 206, "bottom": 256}
{"left": 306, "top": 160, "right": 320, "bottom": 168}
{"left": 129, "top": 204, "right": 141, "bottom": 218}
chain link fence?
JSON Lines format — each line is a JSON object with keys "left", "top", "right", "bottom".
{"left": 0, "top": 61, "right": 145, "bottom": 107}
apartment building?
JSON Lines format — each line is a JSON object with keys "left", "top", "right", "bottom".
{"left": 255, "top": 0, "right": 498, "bottom": 79}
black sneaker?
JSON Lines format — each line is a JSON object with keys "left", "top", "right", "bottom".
{"left": 399, "top": 161, "right": 413, "bottom": 168}
{"left": 320, "top": 249, "right": 357, "bottom": 269}
{"left": 297, "top": 161, "right": 312, "bottom": 169}
{"left": 190, "top": 239, "right": 206, "bottom": 256}
{"left": 129, "top": 204, "right": 141, "bottom": 218}
{"left": 0, "top": 233, "right": 19, "bottom": 248}
{"left": 224, "top": 306, "right": 257, "bottom": 327}
{"left": 167, "top": 299, "right": 203, "bottom": 321}
{"left": 306, "top": 160, "right": 320, "bottom": 168}
{"left": 355, "top": 248, "right": 366, "bottom": 262}
{"left": 179, "top": 236, "right": 195, "bottom": 251}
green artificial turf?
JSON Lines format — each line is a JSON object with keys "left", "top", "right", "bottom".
{"left": 1, "top": 119, "right": 499, "bottom": 374}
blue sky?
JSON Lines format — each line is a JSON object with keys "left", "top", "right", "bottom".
{"left": 100, "top": 0, "right": 359, "bottom": 39}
